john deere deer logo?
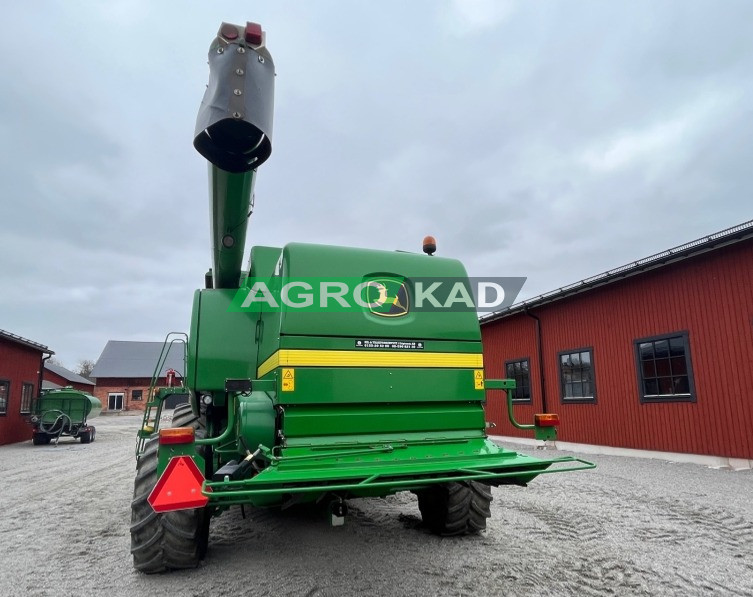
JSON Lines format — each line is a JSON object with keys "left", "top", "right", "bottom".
{"left": 365, "top": 277, "right": 409, "bottom": 318}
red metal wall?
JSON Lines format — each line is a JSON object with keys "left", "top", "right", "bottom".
{"left": 482, "top": 240, "right": 753, "bottom": 460}
{"left": 43, "top": 369, "right": 94, "bottom": 393}
{"left": 0, "top": 338, "right": 42, "bottom": 445}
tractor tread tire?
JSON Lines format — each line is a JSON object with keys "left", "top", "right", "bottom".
{"left": 170, "top": 403, "right": 198, "bottom": 429}
{"left": 130, "top": 410, "right": 207, "bottom": 573}
{"left": 416, "top": 481, "right": 492, "bottom": 536}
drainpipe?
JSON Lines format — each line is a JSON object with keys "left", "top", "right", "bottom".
{"left": 39, "top": 351, "right": 54, "bottom": 397}
{"left": 524, "top": 309, "right": 547, "bottom": 413}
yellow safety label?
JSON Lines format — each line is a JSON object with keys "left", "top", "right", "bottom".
{"left": 281, "top": 368, "right": 295, "bottom": 391}
{"left": 474, "top": 369, "right": 484, "bottom": 379}
{"left": 474, "top": 378, "right": 484, "bottom": 390}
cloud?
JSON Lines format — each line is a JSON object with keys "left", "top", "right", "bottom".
{"left": 1, "top": 1, "right": 751, "bottom": 366}
{"left": 445, "top": 0, "right": 517, "bottom": 35}
{"left": 579, "top": 91, "right": 742, "bottom": 174}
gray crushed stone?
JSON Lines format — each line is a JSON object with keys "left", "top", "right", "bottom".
{"left": 1, "top": 415, "right": 751, "bottom": 596}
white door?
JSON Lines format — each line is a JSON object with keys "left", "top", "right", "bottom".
{"left": 108, "top": 393, "right": 124, "bottom": 411}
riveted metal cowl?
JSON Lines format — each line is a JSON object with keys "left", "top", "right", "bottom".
{"left": 194, "top": 22, "right": 275, "bottom": 173}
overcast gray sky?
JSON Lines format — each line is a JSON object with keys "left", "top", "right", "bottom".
{"left": 1, "top": 0, "right": 751, "bottom": 368}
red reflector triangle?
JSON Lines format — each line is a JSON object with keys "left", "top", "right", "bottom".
{"left": 148, "top": 456, "right": 211, "bottom": 513}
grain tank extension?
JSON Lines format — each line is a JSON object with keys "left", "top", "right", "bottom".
{"left": 130, "top": 21, "right": 595, "bottom": 573}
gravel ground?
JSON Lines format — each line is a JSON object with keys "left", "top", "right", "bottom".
{"left": 1, "top": 413, "right": 751, "bottom": 597}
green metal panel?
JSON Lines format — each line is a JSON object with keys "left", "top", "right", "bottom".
{"left": 485, "top": 379, "right": 515, "bottom": 390}
{"left": 273, "top": 367, "right": 484, "bottom": 404}
{"left": 283, "top": 429, "right": 486, "bottom": 448}
{"left": 246, "top": 246, "right": 284, "bottom": 375}
{"left": 274, "top": 437, "right": 526, "bottom": 468}
{"left": 186, "top": 290, "right": 202, "bottom": 391}
{"left": 278, "top": 243, "right": 481, "bottom": 341}
{"left": 247, "top": 245, "right": 282, "bottom": 278}
{"left": 158, "top": 443, "right": 205, "bottom": 476}
{"left": 256, "top": 308, "right": 282, "bottom": 378}
{"left": 191, "top": 288, "right": 258, "bottom": 393}
{"left": 282, "top": 403, "right": 484, "bottom": 437}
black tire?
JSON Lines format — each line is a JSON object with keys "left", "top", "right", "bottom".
{"left": 90, "top": 426, "right": 96, "bottom": 442}
{"left": 32, "top": 433, "right": 51, "bottom": 446}
{"left": 130, "top": 410, "right": 208, "bottom": 573}
{"left": 171, "top": 402, "right": 196, "bottom": 428}
{"left": 80, "top": 430, "right": 92, "bottom": 444}
{"left": 416, "top": 481, "right": 493, "bottom": 536}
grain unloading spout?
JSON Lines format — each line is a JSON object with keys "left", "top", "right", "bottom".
{"left": 194, "top": 22, "right": 275, "bottom": 289}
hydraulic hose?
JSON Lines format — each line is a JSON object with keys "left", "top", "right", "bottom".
{"left": 38, "top": 410, "right": 71, "bottom": 445}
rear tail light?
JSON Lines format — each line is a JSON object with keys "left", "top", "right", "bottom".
{"left": 245, "top": 22, "right": 263, "bottom": 45}
{"left": 534, "top": 414, "right": 560, "bottom": 427}
{"left": 220, "top": 23, "right": 239, "bottom": 41}
{"left": 159, "top": 427, "right": 195, "bottom": 445}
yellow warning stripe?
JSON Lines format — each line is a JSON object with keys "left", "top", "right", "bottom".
{"left": 257, "top": 350, "right": 483, "bottom": 378}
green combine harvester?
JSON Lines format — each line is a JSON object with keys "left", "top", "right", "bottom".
{"left": 30, "top": 387, "right": 101, "bottom": 445}
{"left": 130, "top": 21, "right": 595, "bottom": 573}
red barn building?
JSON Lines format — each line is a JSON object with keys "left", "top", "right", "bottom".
{"left": 481, "top": 221, "right": 753, "bottom": 463}
{"left": 91, "top": 340, "right": 186, "bottom": 412}
{"left": 43, "top": 362, "right": 95, "bottom": 393}
{"left": 0, "top": 329, "right": 53, "bottom": 445}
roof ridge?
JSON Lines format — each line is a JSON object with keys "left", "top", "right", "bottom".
{"left": 481, "top": 218, "right": 753, "bottom": 324}
{"left": 44, "top": 361, "right": 95, "bottom": 385}
{"left": 0, "top": 328, "right": 53, "bottom": 353}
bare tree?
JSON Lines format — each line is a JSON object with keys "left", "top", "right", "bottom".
{"left": 47, "top": 356, "right": 65, "bottom": 367}
{"left": 76, "top": 359, "right": 96, "bottom": 380}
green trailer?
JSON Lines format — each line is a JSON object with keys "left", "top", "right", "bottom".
{"left": 30, "top": 387, "right": 101, "bottom": 445}
{"left": 130, "top": 21, "right": 595, "bottom": 573}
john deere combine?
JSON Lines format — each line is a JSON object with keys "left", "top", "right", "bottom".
{"left": 130, "top": 21, "right": 594, "bottom": 573}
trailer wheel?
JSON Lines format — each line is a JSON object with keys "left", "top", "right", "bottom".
{"left": 32, "top": 433, "right": 51, "bottom": 446}
{"left": 90, "top": 426, "right": 96, "bottom": 442}
{"left": 416, "top": 481, "right": 492, "bottom": 536}
{"left": 80, "top": 429, "right": 92, "bottom": 444}
{"left": 130, "top": 412, "right": 208, "bottom": 573}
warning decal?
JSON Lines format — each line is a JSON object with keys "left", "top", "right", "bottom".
{"left": 474, "top": 370, "right": 484, "bottom": 389}
{"left": 281, "top": 368, "right": 295, "bottom": 392}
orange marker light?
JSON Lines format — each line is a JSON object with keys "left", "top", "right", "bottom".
{"left": 159, "top": 427, "right": 195, "bottom": 445}
{"left": 423, "top": 235, "right": 437, "bottom": 256}
{"left": 534, "top": 414, "right": 560, "bottom": 427}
